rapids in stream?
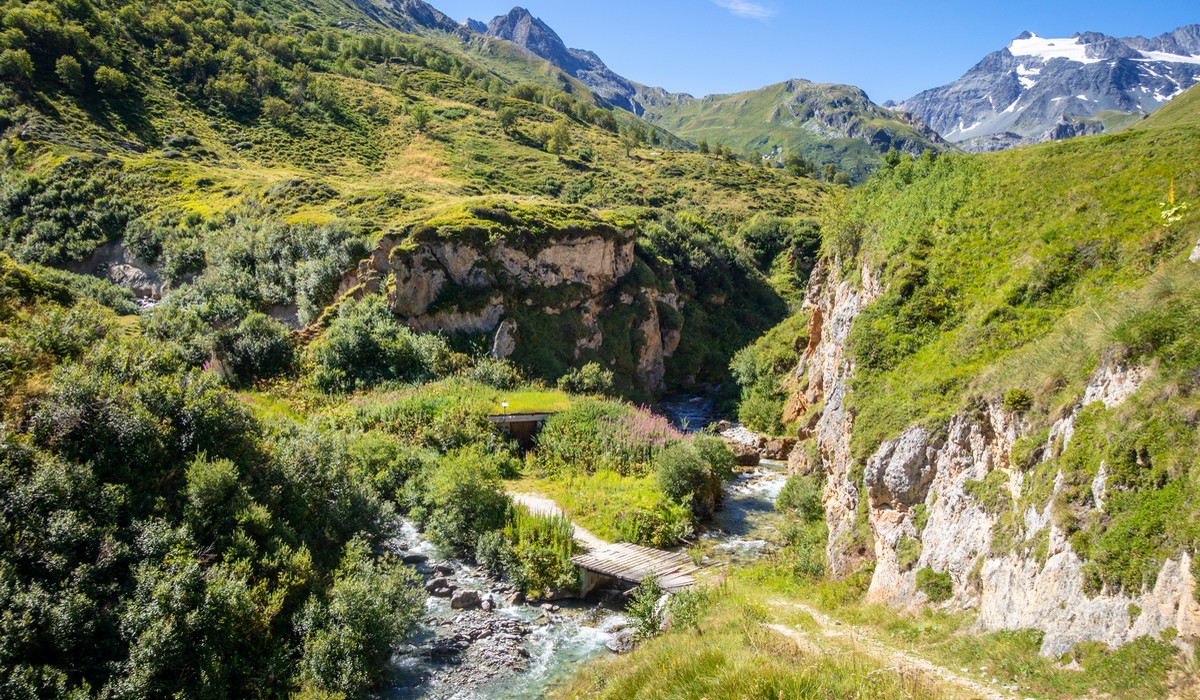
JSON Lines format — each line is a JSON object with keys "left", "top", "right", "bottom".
{"left": 379, "top": 396, "right": 789, "bottom": 699}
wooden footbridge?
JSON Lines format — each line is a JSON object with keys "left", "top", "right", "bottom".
{"left": 572, "top": 542, "right": 698, "bottom": 597}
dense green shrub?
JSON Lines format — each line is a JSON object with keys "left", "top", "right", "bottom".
{"left": 484, "top": 506, "right": 580, "bottom": 595}
{"left": 916, "top": 567, "right": 953, "bottom": 603}
{"left": 467, "top": 357, "right": 523, "bottom": 389}
{"left": 654, "top": 437, "right": 730, "bottom": 520}
{"left": 297, "top": 539, "right": 424, "bottom": 696}
{"left": 627, "top": 574, "right": 666, "bottom": 640}
{"left": 776, "top": 475, "right": 823, "bottom": 522}
{"left": 211, "top": 311, "right": 294, "bottom": 387}
{"left": 407, "top": 445, "right": 511, "bottom": 555}
{"left": 310, "top": 295, "right": 450, "bottom": 393}
{"left": 557, "top": 361, "right": 615, "bottom": 395}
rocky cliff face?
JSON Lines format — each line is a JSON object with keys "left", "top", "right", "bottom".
{"left": 479, "top": 7, "right": 642, "bottom": 113}
{"left": 327, "top": 224, "right": 682, "bottom": 393}
{"left": 790, "top": 259, "right": 1200, "bottom": 655}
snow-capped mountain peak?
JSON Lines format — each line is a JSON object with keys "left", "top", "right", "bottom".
{"left": 894, "top": 24, "right": 1200, "bottom": 152}
{"left": 1009, "top": 33, "right": 1101, "bottom": 64}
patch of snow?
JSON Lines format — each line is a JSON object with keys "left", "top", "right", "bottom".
{"left": 1016, "top": 63, "right": 1041, "bottom": 89}
{"left": 1009, "top": 33, "right": 1101, "bottom": 64}
{"left": 1076, "top": 94, "right": 1089, "bottom": 101}
{"left": 957, "top": 119, "right": 984, "bottom": 134}
{"left": 1002, "top": 96, "right": 1022, "bottom": 114}
{"left": 1137, "top": 51, "right": 1200, "bottom": 66}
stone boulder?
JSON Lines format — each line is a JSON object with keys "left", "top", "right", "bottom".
{"left": 762, "top": 437, "right": 797, "bottom": 460}
{"left": 725, "top": 439, "right": 760, "bottom": 466}
{"left": 605, "top": 628, "right": 639, "bottom": 654}
{"left": 451, "top": 589, "right": 483, "bottom": 610}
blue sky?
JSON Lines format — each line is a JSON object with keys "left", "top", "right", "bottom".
{"left": 430, "top": 1, "right": 1197, "bottom": 102}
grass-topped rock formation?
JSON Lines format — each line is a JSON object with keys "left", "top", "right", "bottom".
{"left": 761, "top": 83, "right": 1200, "bottom": 656}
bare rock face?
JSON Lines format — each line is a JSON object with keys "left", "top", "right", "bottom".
{"left": 68, "top": 239, "right": 163, "bottom": 298}
{"left": 491, "top": 319, "right": 518, "bottom": 360}
{"left": 323, "top": 221, "right": 687, "bottom": 394}
{"left": 793, "top": 253, "right": 1198, "bottom": 656}
{"left": 792, "top": 261, "right": 883, "bottom": 575}
{"left": 761, "top": 437, "right": 797, "bottom": 461}
{"left": 864, "top": 428, "right": 942, "bottom": 511}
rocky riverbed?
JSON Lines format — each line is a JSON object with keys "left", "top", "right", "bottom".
{"left": 379, "top": 523, "right": 629, "bottom": 699}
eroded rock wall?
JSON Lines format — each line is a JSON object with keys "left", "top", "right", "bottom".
{"left": 327, "top": 229, "right": 683, "bottom": 393}
{"left": 795, "top": 259, "right": 1199, "bottom": 656}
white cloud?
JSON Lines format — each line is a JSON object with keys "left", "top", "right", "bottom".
{"left": 712, "top": 0, "right": 776, "bottom": 20}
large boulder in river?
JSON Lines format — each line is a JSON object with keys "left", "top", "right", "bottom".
{"left": 762, "top": 437, "right": 797, "bottom": 460}
{"left": 724, "top": 439, "right": 760, "bottom": 466}
{"left": 451, "top": 589, "right": 482, "bottom": 610}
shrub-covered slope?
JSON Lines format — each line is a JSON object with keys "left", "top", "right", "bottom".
{"left": 0, "top": 0, "right": 829, "bottom": 395}
{"left": 770, "top": 83, "right": 1200, "bottom": 654}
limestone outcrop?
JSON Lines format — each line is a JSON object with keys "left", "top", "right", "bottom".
{"left": 327, "top": 220, "right": 683, "bottom": 394}
{"left": 791, "top": 257, "right": 1200, "bottom": 656}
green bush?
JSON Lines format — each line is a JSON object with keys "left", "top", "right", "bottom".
{"left": 627, "top": 574, "right": 666, "bottom": 640}
{"left": 1002, "top": 388, "right": 1034, "bottom": 414}
{"left": 776, "top": 475, "right": 823, "bottom": 523}
{"left": 212, "top": 312, "right": 294, "bottom": 387}
{"left": 298, "top": 539, "right": 424, "bottom": 696}
{"left": 494, "top": 506, "right": 579, "bottom": 595}
{"left": 93, "top": 66, "right": 129, "bottom": 95}
{"left": 55, "top": 55, "right": 85, "bottom": 93}
{"left": 557, "top": 361, "right": 615, "bottom": 395}
{"left": 915, "top": 567, "right": 953, "bottom": 603}
{"left": 655, "top": 443, "right": 710, "bottom": 503}
{"left": 407, "top": 445, "right": 510, "bottom": 555}
{"left": 310, "top": 295, "right": 450, "bottom": 393}
{"left": 467, "top": 357, "right": 523, "bottom": 389}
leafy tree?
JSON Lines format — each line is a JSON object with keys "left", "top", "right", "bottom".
{"left": 54, "top": 55, "right": 85, "bottom": 93}
{"left": 547, "top": 117, "right": 572, "bottom": 155}
{"left": 784, "top": 151, "right": 814, "bottom": 177}
{"left": 621, "top": 125, "right": 643, "bottom": 156}
{"left": 410, "top": 103, "right": 431, "bottom": 131}
{"left": 93, "top": 66, "right": 129, "bottom": 96}
{"left": 696, "top": 138, "right": 709, "bottom": 154}
{"left": 0, "top": 48, "right": 33, "bottom": 84}
{"left": 497, "top": 106, "right": 517, "bottom": 134}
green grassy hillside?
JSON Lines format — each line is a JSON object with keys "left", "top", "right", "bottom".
{"left": 797, "top": 83, "right": 1200, "bottom": 585}
{"left": 0, "top": 0, "right": 829, "bottom": 395}
{"left": 637, "top": 79, "right": 947, "bottom": 183}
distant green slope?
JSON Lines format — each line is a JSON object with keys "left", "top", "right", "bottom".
{"left": 636, "top": 79, "right": 948, "bottom": 183}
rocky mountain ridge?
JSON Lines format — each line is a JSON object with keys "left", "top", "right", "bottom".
{"left": 893, "top": 25, "right": 1200, "bottom": 151}
{"left": 464, "top": 6, "right": 946, "bottom": 177}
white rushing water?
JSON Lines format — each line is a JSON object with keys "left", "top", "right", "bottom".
{"left": 382, "top": 397, "right": 791, "bottom": 699}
